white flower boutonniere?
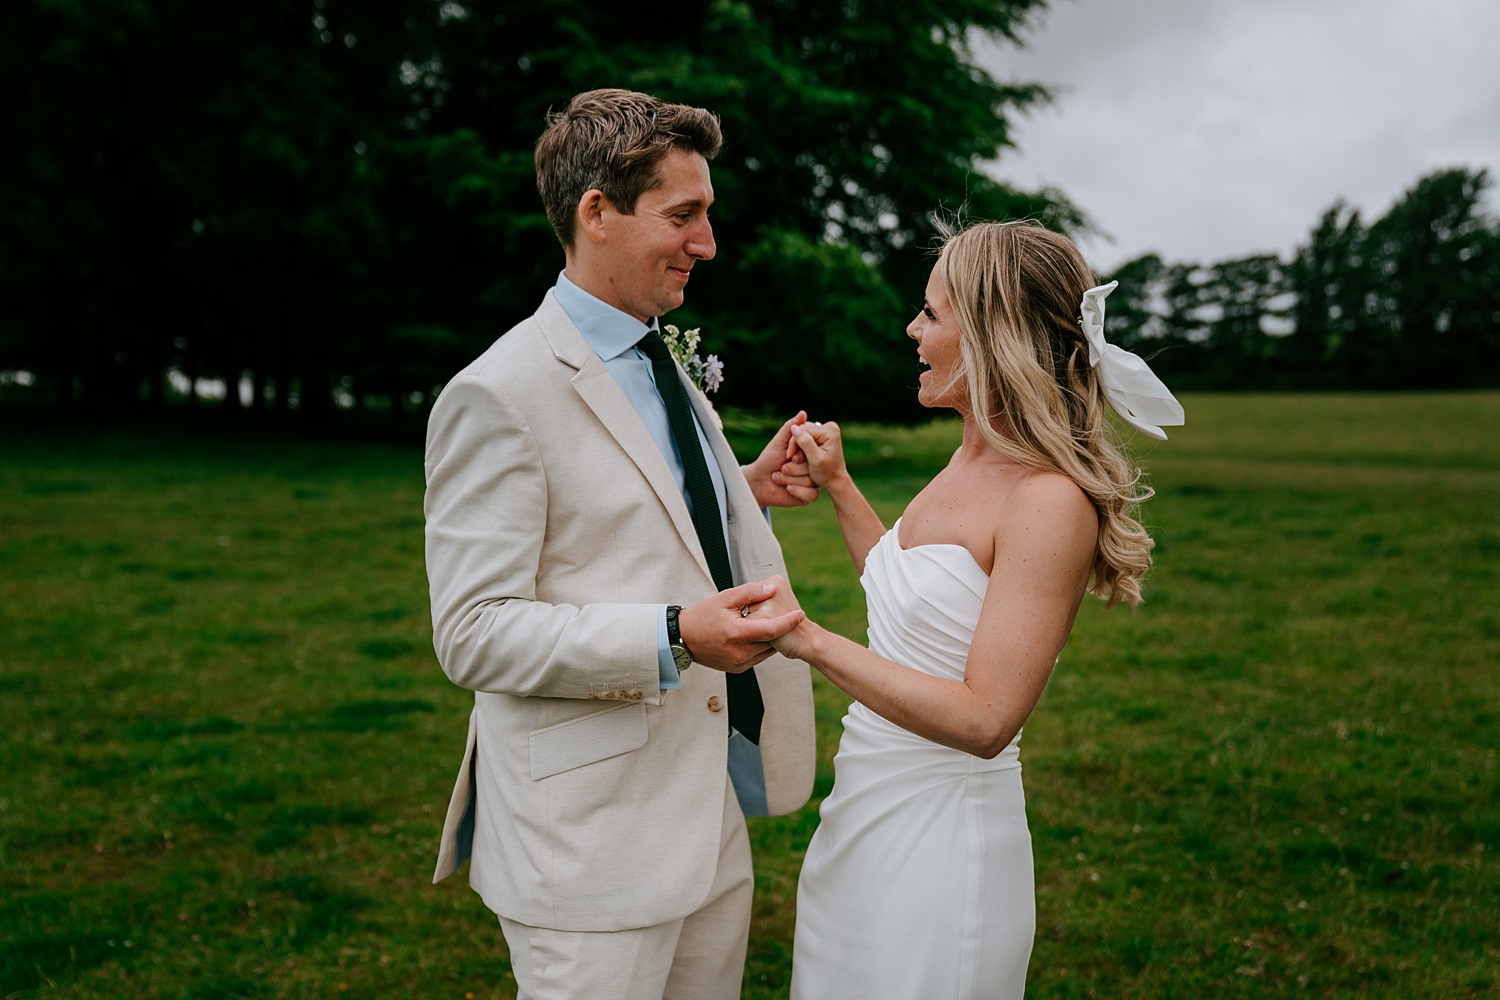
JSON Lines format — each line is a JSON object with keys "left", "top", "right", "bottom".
{"left": 660, "top": 324, "right": 724, "bottom": 395}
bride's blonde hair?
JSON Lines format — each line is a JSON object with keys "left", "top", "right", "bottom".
{"left": 937, "top": 220, "right": 1155, "bottom": 607}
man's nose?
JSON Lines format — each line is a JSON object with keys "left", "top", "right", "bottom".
{"left": 688, "top": 219, "right": 715, "bottom": 261}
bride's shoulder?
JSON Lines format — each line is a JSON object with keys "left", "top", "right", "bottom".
{"left": 1011, "top": 468, "right": 1089, "bottom": 505}
{"left": 997, "top": 470, "right": 1097, "bottom": 543}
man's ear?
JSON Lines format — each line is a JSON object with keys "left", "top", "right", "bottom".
{"left": 577, "top": 189, "right": 609, "bottom": 245}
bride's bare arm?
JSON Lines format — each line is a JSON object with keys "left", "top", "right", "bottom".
{"left": 765, "top": 474, "right": 1098, "bottom": 758}
{"left": 792, "top": 421, "right": 887, "bottom": 574}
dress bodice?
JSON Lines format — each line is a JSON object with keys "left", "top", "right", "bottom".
{"left": 861, "top": 517, "right": 990, "bottom": 684}
{"left": 794, "top": 525, "right": 1035, "bottom": 1000}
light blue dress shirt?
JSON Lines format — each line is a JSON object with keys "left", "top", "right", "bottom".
{"left": 552, "top": 273, "right": 729, "bottom": 691}
{"left": 552, "top": 273, "right": 771, "bottom": 816}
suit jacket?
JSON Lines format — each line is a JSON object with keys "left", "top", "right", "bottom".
{"left": 425, "top": 291, "right": 816, "bottom": 931}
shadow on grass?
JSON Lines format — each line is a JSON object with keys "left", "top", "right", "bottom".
{"left": 253, "top": 804, "right": 375, "bottom": 854}
{"left": 0, "top": 932, "right": 120, "bottom": 995}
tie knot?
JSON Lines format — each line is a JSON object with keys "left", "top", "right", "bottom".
{"left": 637, "top": 330, "right": 670, "bottom": 363}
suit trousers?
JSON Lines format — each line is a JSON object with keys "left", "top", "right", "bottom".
{"left": 498, "top": 778, "right": 754, "bottom": 1000}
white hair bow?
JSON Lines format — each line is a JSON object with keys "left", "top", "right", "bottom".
{"left": 1079, "top": 281, "right": 1184, "bottom": 441}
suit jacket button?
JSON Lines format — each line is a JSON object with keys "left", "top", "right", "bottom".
{"left": 707, "top": 696, "right": 724, "bottom": 713}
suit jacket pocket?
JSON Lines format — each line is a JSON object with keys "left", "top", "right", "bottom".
{"left": 528, "top": 702, "right": 648, "bottom": 780}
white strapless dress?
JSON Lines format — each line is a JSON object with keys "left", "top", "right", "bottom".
{"left": 790, "top": 520, "right": 1035, "bottom": 1000}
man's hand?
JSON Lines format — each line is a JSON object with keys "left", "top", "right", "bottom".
{"left": 678, "top": 579, "right": 806, "bottom": 673}
{"left": 742, "top": 574, "right": 818, "bottom": 662}
{"left": 742, "top": 411, "right": 820, "bottom": 508}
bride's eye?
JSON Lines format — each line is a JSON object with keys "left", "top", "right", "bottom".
{"left": 922, "top": 305, "right": 937, "bottom": 322}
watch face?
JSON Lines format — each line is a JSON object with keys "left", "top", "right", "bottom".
{"left": 672, "top": 645, "right": 693, "bottom": 671}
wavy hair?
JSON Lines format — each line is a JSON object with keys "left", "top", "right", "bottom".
{"left": 936, "top": 221, "right": 1156, "bottom": 607}
{"left": 534, "top": 88, "right": 722, "bottom": 251}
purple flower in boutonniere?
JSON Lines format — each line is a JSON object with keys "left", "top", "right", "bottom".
{"left": 702, "top": 355, "right": 724, "bottom": 394}
{"left": 661, "top": 324, "right": 724, "bottom": 395}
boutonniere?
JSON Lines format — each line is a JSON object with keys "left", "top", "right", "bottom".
{"left": 661, "top": 324, "right": 724, "bottom": 395}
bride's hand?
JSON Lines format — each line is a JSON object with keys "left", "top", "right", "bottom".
{"left": 746, "top": 412, "right": 819, "bottom": 507}
{"left": 790, "top": 420, "right": 848, "bottom": 489}
{"left": 743, "top": 574, "right": 818, "bottom": 660}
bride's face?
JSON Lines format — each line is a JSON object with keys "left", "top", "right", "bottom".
{"left": 907, "top": 264, "right": 966, "bottom": 410}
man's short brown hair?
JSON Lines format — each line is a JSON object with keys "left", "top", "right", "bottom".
{"left": 534, "top": 88, "right": 723, "bottom": 251}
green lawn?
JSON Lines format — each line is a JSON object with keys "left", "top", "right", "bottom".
{"left": 2, "top": 393, "right": 1496, "bottom": 998}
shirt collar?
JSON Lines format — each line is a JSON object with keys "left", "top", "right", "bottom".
{"left": 552, "top": 271, "right": 657, "bottom": 362}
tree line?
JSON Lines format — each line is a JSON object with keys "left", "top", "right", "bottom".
{"left": 2, "top": 3, "right": 1494, "bottom": 432}
{"left": 1103, "top": 166, "right": 1500, "bottom": 391}
{"left": 0, "top": 0, "right": 1075, "bottom": 426}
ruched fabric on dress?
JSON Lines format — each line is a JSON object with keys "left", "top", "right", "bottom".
{"left": 791, "top": 520, "right": 1034, "bottom": 1000}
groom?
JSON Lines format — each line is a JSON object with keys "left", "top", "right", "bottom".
{"left": 424, "top": 88, "right": 818, "bottom": 999}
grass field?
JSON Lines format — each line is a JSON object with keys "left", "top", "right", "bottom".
{"left": 2, "top": 392, "right": 1496, "bottom": 999}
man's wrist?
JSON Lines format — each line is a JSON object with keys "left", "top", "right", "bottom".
{"left": 740, "top": 463, "right": 770, "bottom": 507}
{"left": 666, "top": 605, "right": 693, "bottom": 671}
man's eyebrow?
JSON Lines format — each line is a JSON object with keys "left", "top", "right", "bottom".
{"left": 660, "top": 196, "right": 711, "bottom": 212}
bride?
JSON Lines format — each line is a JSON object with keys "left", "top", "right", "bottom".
{"left": 757, "top": 221, "right": 1183, "bottom": 999}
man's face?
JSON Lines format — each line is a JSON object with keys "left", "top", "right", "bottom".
{"left": 593, "top": 148, "right": 716, "bottom": 322}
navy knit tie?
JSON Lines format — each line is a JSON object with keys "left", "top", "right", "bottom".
{"left": 638, "top": 331, "right": 765, "bottom": 744}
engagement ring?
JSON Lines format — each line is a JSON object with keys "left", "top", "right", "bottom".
{"left": 740, "top": 605, "right": 751, "bottom": 618}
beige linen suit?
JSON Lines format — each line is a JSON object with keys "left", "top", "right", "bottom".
{"left": 426, "top": 291, "right": 816, "bottom": 935}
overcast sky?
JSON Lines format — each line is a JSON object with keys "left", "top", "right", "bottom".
{"left": 975, "top": 0, "right": 1500, "bottom": 273}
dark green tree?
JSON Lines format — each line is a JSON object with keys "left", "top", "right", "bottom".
{"left": 680, "top": 1, "right": 1077, "bottom": 419}
{"left": 376, "top": 0, "right": 1078, "bottom": 420}
{"left": 1282, "top": 202, "right": 1366, "bottom": 387}
{"left": 1105, "top": 166, "right": 1499, "bottom": 391}
{"left": 1356, "top": 167, "right": 1499, "bottom": 387}
{"left": 1200, "top": 253, "right": 1290, "bottom": 386}
{"left": 0, "top": 0, "right": 448, "bottom": 418}
{"left": 2, "top": 0, "right": 1078, "bottom": 424}
{"left": 1099, "top": 253, "right": 1167, "bottom": 354}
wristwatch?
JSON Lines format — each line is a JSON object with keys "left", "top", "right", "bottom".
{"left": 666, "top": 605, "right": 693, "bottom": 673}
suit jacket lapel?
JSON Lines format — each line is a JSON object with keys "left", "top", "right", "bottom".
{"left": 688, "top": 385, "right": 753, "bottom": 528}
{"left": 535, "top": 293, "right": 716, "bottom": 585}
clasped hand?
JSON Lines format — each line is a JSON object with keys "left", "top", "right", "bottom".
{"left": 678, "top": 580, "right": 805, "bottom": 673}
{"left": 744, "top": 411, "right": 820, "bottom": 507}
{"left": 744, "top": 411, "right": 849, "bottom": 505}
{"left": 787, "top": 419, "right": 847, "bottom": 489}
{"left": 740, "top": 575, "right": 816, "bottom": 662}
{"left": 723, "top": 415, "right": 845, "bottom": 664}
